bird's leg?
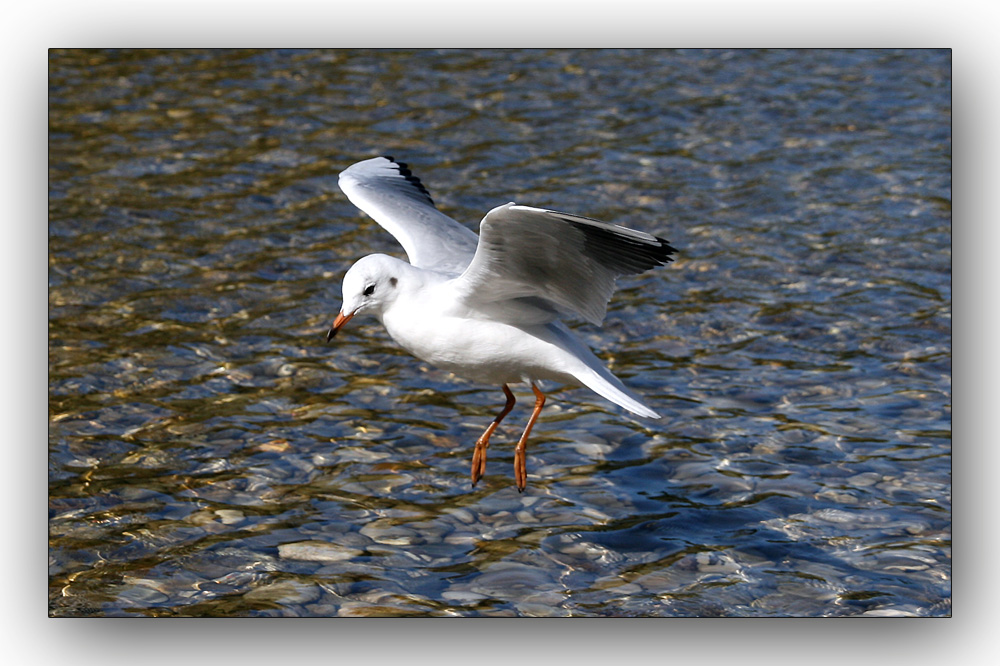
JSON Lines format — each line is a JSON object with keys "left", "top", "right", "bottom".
{"left": 471, "top": 384, "right": 516, "bottom": 487}
{"left": 514, "top": 383, "right": 546, "bottom": 492}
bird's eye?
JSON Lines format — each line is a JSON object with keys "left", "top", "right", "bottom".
{"left": 363, "top": 284, "right": 376, "bottom": 296}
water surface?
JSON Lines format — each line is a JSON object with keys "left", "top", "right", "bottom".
{"left": 49, "top": 48, "right": 951, "bottom": 617}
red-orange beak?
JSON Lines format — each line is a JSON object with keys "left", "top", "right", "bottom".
{"left": 326, "top": 311, "right": 355, "bottom": 342}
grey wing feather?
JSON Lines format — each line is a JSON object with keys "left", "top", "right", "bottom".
{"left": 455, "top": 203, "right": 676, "bottom": 325}
{"left": 339, "top": 156, "right": 479, "bottom": 274}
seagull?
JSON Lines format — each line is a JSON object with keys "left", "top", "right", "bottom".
{"left": 326, "top": 156, "right": 676, "bottom": 491}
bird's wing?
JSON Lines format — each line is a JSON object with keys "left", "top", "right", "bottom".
{"left": 338, "top": 156, "right": 480, "bottom": 274}
{"left": 453, "top": 203, "right": 676, "bottom": 326}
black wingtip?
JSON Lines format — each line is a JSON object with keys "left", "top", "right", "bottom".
{"left": 380, "top": 155, "right": 435, "bottom": 206}
{"left": 655, "top": 236, "right": 678, "bottom": 264}
{"left": 564, "top": 215, "right": 678, "bottom": 274}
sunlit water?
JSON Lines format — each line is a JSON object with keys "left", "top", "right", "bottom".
{"left": 49, "top": 49, "right": 950, "bottom": 617}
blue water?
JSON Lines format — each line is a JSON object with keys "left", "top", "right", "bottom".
{"left": 49, "top": 48, "right": 950, "bottom": 617}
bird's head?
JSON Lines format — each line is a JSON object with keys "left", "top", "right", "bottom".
{"left": 326, "top": 254, "right": 402, "bottom": 341}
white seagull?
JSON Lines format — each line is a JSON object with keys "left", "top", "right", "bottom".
{"left": 327, "top": 156, "right": 676, "bottom": 491}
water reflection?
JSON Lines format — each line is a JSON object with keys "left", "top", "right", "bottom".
{"left": 50, "top": 48, "right": 950, "bottom": 617}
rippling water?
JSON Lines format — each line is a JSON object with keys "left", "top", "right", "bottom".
{"left": 49, "top": 49, "right": 950, "bottom": 617}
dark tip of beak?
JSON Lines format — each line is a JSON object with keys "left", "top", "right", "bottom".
{"left": 325, "top": 311, "right": 354, "bottom": 342}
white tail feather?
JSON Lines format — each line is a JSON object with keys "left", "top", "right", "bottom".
{"left": 576, "top": 368, "right": 661, "bottom": 419}
{"left": 539, "top": 321, "right": 661, "bottom": 419}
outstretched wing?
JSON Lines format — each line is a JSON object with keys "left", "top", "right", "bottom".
{"left": 454, "top": 203, "right": 676, "bottom": 325}
{"left": 338, "top": 156, "right": 479, "bottom": 274}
